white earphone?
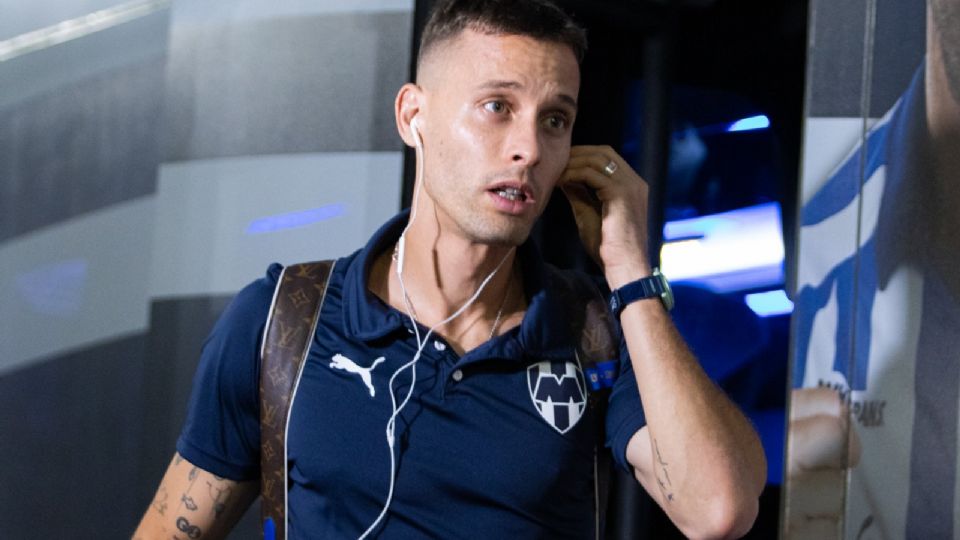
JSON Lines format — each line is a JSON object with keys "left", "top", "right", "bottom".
{"left": 396, "top": 115, "right": 423, "bottom": 275}
{"left": 358, "top": 111, "right": 510, "bottom": 539}
{"left": 410, "top": 115, "right": 423, "bottom": 149}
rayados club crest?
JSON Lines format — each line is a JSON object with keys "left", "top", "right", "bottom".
{"left": 526, "top": 360, "right": 587, "bottom": 434}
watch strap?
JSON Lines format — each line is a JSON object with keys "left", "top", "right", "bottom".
{"left": 608, "top": 269, "right": 670, "bottom": 316}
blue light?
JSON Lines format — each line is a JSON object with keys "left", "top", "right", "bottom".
{"left": 246, "top": 203, "right": 346, "bottom": 234}
{"left": 663, "top": 214, "right": 729, "bottom": 241}
{"left": 744, "top": 289, "right": 794, "bottom": 317}
{"left": 727, "top": 115, "right": 770, "bottom": 132}
{"left": 660, "top": 202, "right": 785, "bottom": 292}
{"left": 16, "top": 259, "right": 88, "bottom": 316}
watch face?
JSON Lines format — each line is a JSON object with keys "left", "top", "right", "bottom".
{"left": 655, "top": 268, "right": 675, "bottom": 311}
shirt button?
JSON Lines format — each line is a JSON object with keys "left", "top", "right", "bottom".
{"left": 452, "top": 369, "right": 463, "bottom": 382}
{"left": 434, "top": 341, "right": 447, "bottom": 352}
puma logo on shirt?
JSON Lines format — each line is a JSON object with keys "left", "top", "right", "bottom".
{"left": 329, "top": 353, "right": 385, "bottom": 397}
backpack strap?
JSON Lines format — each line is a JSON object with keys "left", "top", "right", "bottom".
{"left": 551, "top": 270, "right": 619, "bottom": 540}
{"left": 259, "top": 261, "right": 335, "bottom": 540}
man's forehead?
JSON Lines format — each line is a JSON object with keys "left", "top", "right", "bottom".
{"left": 419, "top": 29, "right": 580, "bottom": 95}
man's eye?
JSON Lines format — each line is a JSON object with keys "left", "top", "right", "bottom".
{"left": 544, "top": 115, "right": 568, "bottom": 130}
{"left": 483, "top": 101, "right": 506, "bottom": 114}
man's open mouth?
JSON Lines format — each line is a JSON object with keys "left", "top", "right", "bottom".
{"left": 493, "top": 187, "right": 527, "bottom": 202}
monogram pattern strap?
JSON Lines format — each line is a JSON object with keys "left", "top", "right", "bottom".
{"left": 576, "top": 281, "right": 617, "bottom": 540}
{"left": 579, "top": 294, "right": 618, "bottom": 369}
{"left": 259, "top": 261, "right": 334, "bottom": 540}
{"left": 552, "top": 270, "right": 618, "bottom": 540}
{"left": 553, "top": 271, "right": 619, "bottom": 394}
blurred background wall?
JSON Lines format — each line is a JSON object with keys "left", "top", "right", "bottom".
{"left": 0, "top": 1, "right": 412, "bottom": 536}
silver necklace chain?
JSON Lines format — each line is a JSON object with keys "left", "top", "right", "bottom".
{"left": 488, "top": 275, "right": 511, "bottom": 340}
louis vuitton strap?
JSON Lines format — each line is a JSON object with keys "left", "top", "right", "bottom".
{"left": 259, "top": 261, "right": 335, "bottom": 540}
{"left": 552, "top": 269, "right": 619, "bottom": 540}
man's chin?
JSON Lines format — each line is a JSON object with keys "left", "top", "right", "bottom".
{"left": 474, "top": 230, "right": 530, "bottom": 248}
{"left": 466, "top": 220, "right": 534, "bottom": 248}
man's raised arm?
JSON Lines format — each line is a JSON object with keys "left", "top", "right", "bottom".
{"left": 562, "top": 145, "right": 766, "bottom": 539}
{"left": 134, "top": 453, "right": 258, "bottom": 540}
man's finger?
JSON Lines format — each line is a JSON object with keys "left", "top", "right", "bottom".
{"left": 790, "top": 387, "right": 845, "bottom": 421}
{"left": 560, "top": 165, "right": 614, "bottom": 191}
{"left": 786, "top": 468, "right": 846, "bottom": 519}
{"left": 788, "top": 414, "right": 860, "bottom": 474}
{"left": 566, "top": 152, "right": 621, "bottom": 174}
{"left": 570, "top": 144, "right": 620, "bottom": 159}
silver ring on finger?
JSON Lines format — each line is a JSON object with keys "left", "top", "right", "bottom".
{"left": 603, "top": 160, "right": 618, "bottom": 177}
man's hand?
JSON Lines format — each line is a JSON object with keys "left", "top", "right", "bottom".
{"left": 559, "top": 145, "right": 652, "bottom": 288}
{"left": 784, "top": 387, "right": 861, "bottom": 539}
{"left": 134, "top": 453, "right": 258, "bottom": 540}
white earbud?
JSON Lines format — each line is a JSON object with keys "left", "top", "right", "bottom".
{"left": 399, "top": 114, "right": 424, "bottom": 276}
{"left": 410, "top": 116, "right": 423, "bottom": 149}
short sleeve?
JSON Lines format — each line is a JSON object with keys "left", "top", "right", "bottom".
{"left": 175, "top": 264, "right": 283, "bottom": 481}
{"left": 604, "top": 316, "right": 646, "bottom": 473}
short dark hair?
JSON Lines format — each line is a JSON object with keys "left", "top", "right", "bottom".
{"left": 418, "top": 0, "right": 588, "bottom": 66}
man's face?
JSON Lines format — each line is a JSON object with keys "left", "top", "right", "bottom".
{"left": 414, "top": 29, "right": 580, "bottom": 246}
{"left": 931, "top": 0, "right": 960, "bottom": 105}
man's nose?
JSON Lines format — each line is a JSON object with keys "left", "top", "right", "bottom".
{"left": 508, "top": 117, "right": 541, "bottom": 167}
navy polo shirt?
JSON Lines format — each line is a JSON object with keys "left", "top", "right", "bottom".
{"left": 177, "top": 211, "right": 646, "bottom": 538}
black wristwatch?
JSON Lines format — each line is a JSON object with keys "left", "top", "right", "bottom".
{"left": 608, "top": 268, "right": 674, "bottom": 317}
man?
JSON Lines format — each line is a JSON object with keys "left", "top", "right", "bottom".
{"left": 786, "top": 0, "right": 960, "bottom": 537}
{"left": 135, "top": 1, "right": 765, "bottom": 538}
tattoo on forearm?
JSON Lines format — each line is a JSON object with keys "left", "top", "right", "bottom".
{"left": 653, "top": 439, "right": 675, "bottom": 502}
{"left": 206, "top": 481, "right": 233, "bottom": 519}
{"left": 176, "top": 516, "right": 202, "bottom": 539}
{"left": 181, "top": 494, "right": 198, "bottom": 511}
{"left": 177, "top": 465, "right": 201, "bottom": 516}
{"left": 152, "top": 487, "right": 169, "bottom": 515}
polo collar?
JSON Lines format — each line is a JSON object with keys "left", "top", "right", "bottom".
{"left": 340, "top": 211, "right": 408, "bottom": 342}
{"left": 340, "top": 210, "right": 578, "bottom": 360}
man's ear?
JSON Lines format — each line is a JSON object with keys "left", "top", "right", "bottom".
{"left": 395, "top": 83, "right": 423, "bottom": 148}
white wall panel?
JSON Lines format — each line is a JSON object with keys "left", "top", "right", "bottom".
{"left": 150, "top": 152, "right": 403, "bottom": 298}
{"left": 0, "top": 197, "right": 155, "bottom": 375}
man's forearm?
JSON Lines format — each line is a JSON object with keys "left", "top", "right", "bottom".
{"left": 621, "top": 298, "right": 766, "bottom": 539}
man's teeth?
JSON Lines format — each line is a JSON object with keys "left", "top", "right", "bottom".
{"left": 496, "top": 188, "right": 524, "bottom": 201}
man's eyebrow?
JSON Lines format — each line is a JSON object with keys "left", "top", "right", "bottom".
{"left": 555, "top": 94, "right": 578, "bottom": 111}
{"left": 475, "top": 80, "right": 579, "bottom": 110}
{"left": 477, "top": 80, "right": 523, "bottom": 91}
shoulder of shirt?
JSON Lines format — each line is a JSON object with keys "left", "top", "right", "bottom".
{"left": 208, "top": 263, "right": 286, "bottom": 335}
{"left": 248, "top": 248, "right": 363, "bottom": 305}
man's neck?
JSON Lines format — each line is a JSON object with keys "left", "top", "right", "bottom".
{"left": 368, "top": 208, "right": 526, "bottom": 354}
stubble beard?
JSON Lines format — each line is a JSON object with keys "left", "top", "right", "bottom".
{"left": 431, "top": 189, "right": 536, "bottom": 247}
{"left": 425, "top": 169, "right": 543, "bottom": 247}
{"left": 455, "top": 211, "right": 534, "bottom": 247}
